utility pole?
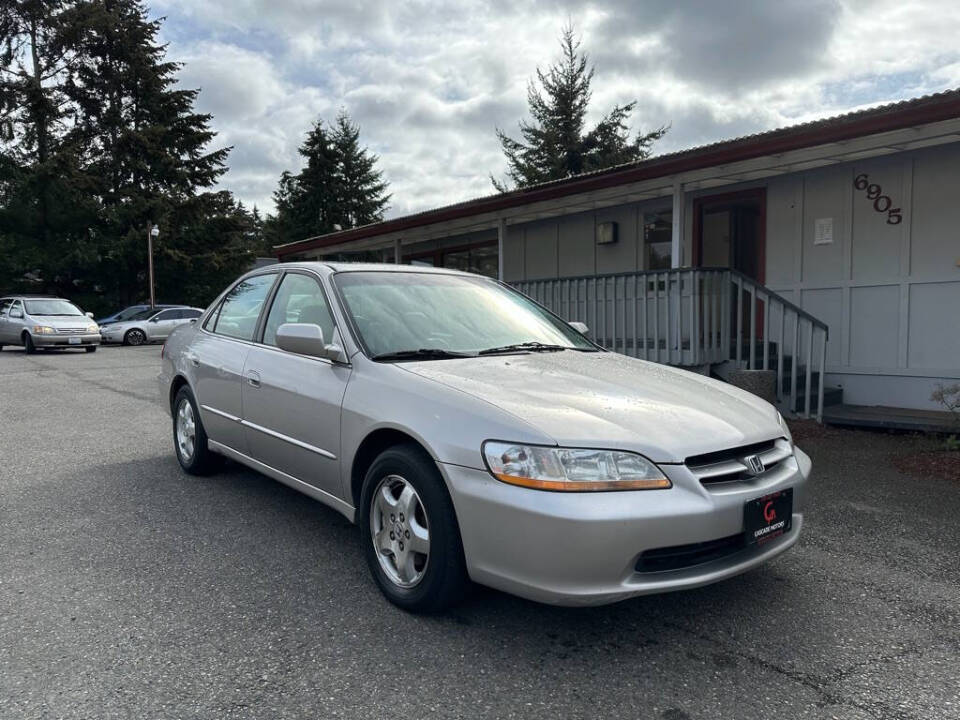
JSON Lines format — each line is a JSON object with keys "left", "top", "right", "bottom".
{"left": 147, "top": 223, "right": 159, "bottom": 307}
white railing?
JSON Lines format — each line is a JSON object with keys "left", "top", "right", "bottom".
{"left": 513, "top": 268, "right": 830, "bottom": 421}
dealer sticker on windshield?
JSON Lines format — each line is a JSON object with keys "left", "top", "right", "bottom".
{"left": 744, "top": 488, "right": 793, "bottom": 545}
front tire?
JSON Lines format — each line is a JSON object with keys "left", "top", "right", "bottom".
{"left": 172, "top": 386, "right": 218, "bottom": 475}
{"left": 360, "top": 444, "right": 469, "bottom": 613}
{"left": 23, "top": 333, "right": 36, "bottom": 354}
{"left": 124, "top": 328, "right": 146, "bottom": 346}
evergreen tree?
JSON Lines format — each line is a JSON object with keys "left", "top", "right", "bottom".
{"left": 331, "top": 111, "right": 389, "bottom": 229}
{"left": 493, "top": 26, "right": 667, "bottom": 191}
{"left": 65, "top": 0, "right": 251, "bottom": 307}
{"left": 288, "top": 120, "right": 339, "bottom": 240}
{"left": 265, "top": 111, "right": 389, "bottom": 246}
{"left": 0, "top": 0, "right": 98, "bottom": 294}
{"left": 0, "top": 0, "right": 258, "bottom": 312}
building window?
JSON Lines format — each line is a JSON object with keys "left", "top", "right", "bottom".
{"left": 406, "top": 241, "right": 498, "bottom": 278}
{"left": 643, "top": 209, "right": 672, "bottom": 270}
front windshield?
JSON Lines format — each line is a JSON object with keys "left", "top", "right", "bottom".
{"left": 24, "top": 299, "right": 83, "bottom": 316}
{"left": 334, "top": 271, "right": 596, "bottom": 359}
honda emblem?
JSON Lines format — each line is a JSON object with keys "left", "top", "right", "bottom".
{"left": 744, "top": 454, "right": 765, "bottom": 476}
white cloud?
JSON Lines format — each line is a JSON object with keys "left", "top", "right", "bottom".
{"left": 152, "top": 0, "right": 960, "bottom": 217}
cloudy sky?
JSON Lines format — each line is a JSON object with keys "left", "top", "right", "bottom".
{"left": 152, "top": 0, "right": 960, "bottom": 218}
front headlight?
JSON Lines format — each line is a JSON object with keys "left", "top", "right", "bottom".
{"left": 86, "top": 324, "right": 99, "bottom": 333}
{"left": 32, "top": 326, "right": 55, "bottom": 334}
{"left": 482, "top": 441, "right": 671, "bottom": 492}
{"left": 777, "top": 412, "right": 793, "bottom": 448}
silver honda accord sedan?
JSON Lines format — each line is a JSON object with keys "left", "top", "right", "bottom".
{"left": 159, "top": 263, "right": 811, "bottom": 612}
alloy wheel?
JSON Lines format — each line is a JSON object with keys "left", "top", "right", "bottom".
{"left": 176, "top": 398, "right": 196, "bottom": 462}
{"left": 369, "top": 474, "right": 431, "bottom": 588}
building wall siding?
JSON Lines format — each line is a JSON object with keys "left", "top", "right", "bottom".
{"left": 764, "top": 143, "right": 960, "bottom": 410}
{"left": 498, "top": 144, "right": 960, "bottom": 411}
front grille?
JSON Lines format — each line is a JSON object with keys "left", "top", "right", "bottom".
{"left": 635, "top": 533, "right": 746, "bottom": 573}
{"left": 55, "top": 327, "right": 86, "bottom": 334}
{"left": 686, "top": 438, "right": 792, "bottom": 485}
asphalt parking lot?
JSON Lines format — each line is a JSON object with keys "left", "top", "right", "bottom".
{"left": 1, "top": 345, "right": 958, "bottom": 719}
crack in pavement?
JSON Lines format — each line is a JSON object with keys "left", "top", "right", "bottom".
{"left": 15, "top": 356, "right": 158, "bottom": 405}
{"left": 659, "top": 619, "right": 929, "bottom": 720}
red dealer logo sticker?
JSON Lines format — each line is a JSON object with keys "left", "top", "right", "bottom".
{"left": 763, "top": 500, "right": 777, "bottom": 524}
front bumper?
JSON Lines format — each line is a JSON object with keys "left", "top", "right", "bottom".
{"left": 441, "top": 447, "right": 811, "bottom": 606}
{"left": 98, "top": 328, "right": 125, "bottom": 343}
{"left": 32, "top": 333, "right": 101, "bottom": 348}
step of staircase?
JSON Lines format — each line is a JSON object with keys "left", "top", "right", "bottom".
{"left": 785, "top": 386, "right": 843, "bottom": 414}
{"left": 822, "top": 404, "right": 959, "bottom": 433}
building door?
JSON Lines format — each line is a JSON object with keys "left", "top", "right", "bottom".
{"left": 693, "top": 188, "right": 765, "bottom": 281}
{"left": 693, "top": 189, "right": 767, "bottom": 345}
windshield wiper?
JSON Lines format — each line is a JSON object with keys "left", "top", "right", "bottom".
{"left": 372, "top": 348, "right": 476, "bottom": 362}
{"left": 478, "top": 341, "right": 569, "bottom": 355}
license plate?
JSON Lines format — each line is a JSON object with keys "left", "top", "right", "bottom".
{"left": 68, "top": 337, "right": 81, "bottom": 345}
{"left": 744, "top": 488, "right": 793, "bottom": 545}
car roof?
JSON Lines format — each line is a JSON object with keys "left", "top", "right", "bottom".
{"left": 253, "top": 261, "right": 482, "bottom": 278}
{"left": 2, "top": 295, "right": 64, "bottom": 300}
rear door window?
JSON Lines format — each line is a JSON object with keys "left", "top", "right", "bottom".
{"left": 210, "top": 274, "right": 277, "bottom": 341}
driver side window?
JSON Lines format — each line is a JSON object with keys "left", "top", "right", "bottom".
{"left": 262, "top": 273, "right": 335, "bottom": 348}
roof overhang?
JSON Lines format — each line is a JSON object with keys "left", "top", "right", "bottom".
{"left": 277, "top": 91, "right": 960, "bottom": 259}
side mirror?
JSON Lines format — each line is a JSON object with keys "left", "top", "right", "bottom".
{"left": 276, "top": 323, "right": 344, "bottom": 362}
{"left": 149, "top": 317, "right": 159, "bottom": 323}
{"left": 85, "top": 311, "right": 94, "bottom": 319}
{"left": 10, "top": 309, "right": 23, "bottom": 319}
{"left": 568, "top": 321, "right": 589, "bottom": 335}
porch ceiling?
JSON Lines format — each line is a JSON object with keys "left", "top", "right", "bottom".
{"left": 288, "top": 116, "right": 960, "bottom": 259}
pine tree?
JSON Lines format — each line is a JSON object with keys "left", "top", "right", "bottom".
{"left": 265, "top": 112, "right": 389, "bottom": 247}
{"left": 64, "top": 0, "right": 255, "bottom": 307}
{"left": 289, "top": 120, "right": 339, "bottom": 239}
{"left": 0, "top": 0, "right": 98, "bottom": 294}
{"left": 1, "top": 0, "right": 258, "bottom": 311}
{"left": 331, "top": 111, "right": 389, "bottom": 229}
{"left": 493, "top": 26, "right": 667, "bottom": 191}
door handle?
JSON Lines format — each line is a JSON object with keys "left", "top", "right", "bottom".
{"left": 246, "top": 370, "right": 261, "bottom": 389}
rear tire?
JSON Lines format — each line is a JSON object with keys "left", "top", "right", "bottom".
{"left": 360, "top": 444, "right": 469, "bottom": 613}
{"left": 85, "top": 346, "right": 97, "bottom": 353}
{"left": 23, "top": 333, "right": 36, "bottom": 354}
{"left": 172, "top": 386, "right": 218, "bottom": 475}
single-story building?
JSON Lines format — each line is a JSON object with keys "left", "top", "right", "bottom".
{"left": 275, "top": 90, "right": 960, "bottom": 428}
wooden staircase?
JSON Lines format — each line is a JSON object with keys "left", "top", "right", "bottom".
{"left": 513, "top": 267, "right": 832, "bottom": 421}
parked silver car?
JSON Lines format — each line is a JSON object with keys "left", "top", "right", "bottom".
{"left": 159, "top": 263, "right": 811, "bottom": 612}
{"left": 0, "top": 295, "right": 100, "bottom": 353}
{"left": 100, "top": 306, "right": 203, "bottom": 345}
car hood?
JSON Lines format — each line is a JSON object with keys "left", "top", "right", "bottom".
{"left": 31, "top": 315, "right": 91, "bottom": 328}
{"left": 398, "top": 351, "right": 783, "bottom": 463}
